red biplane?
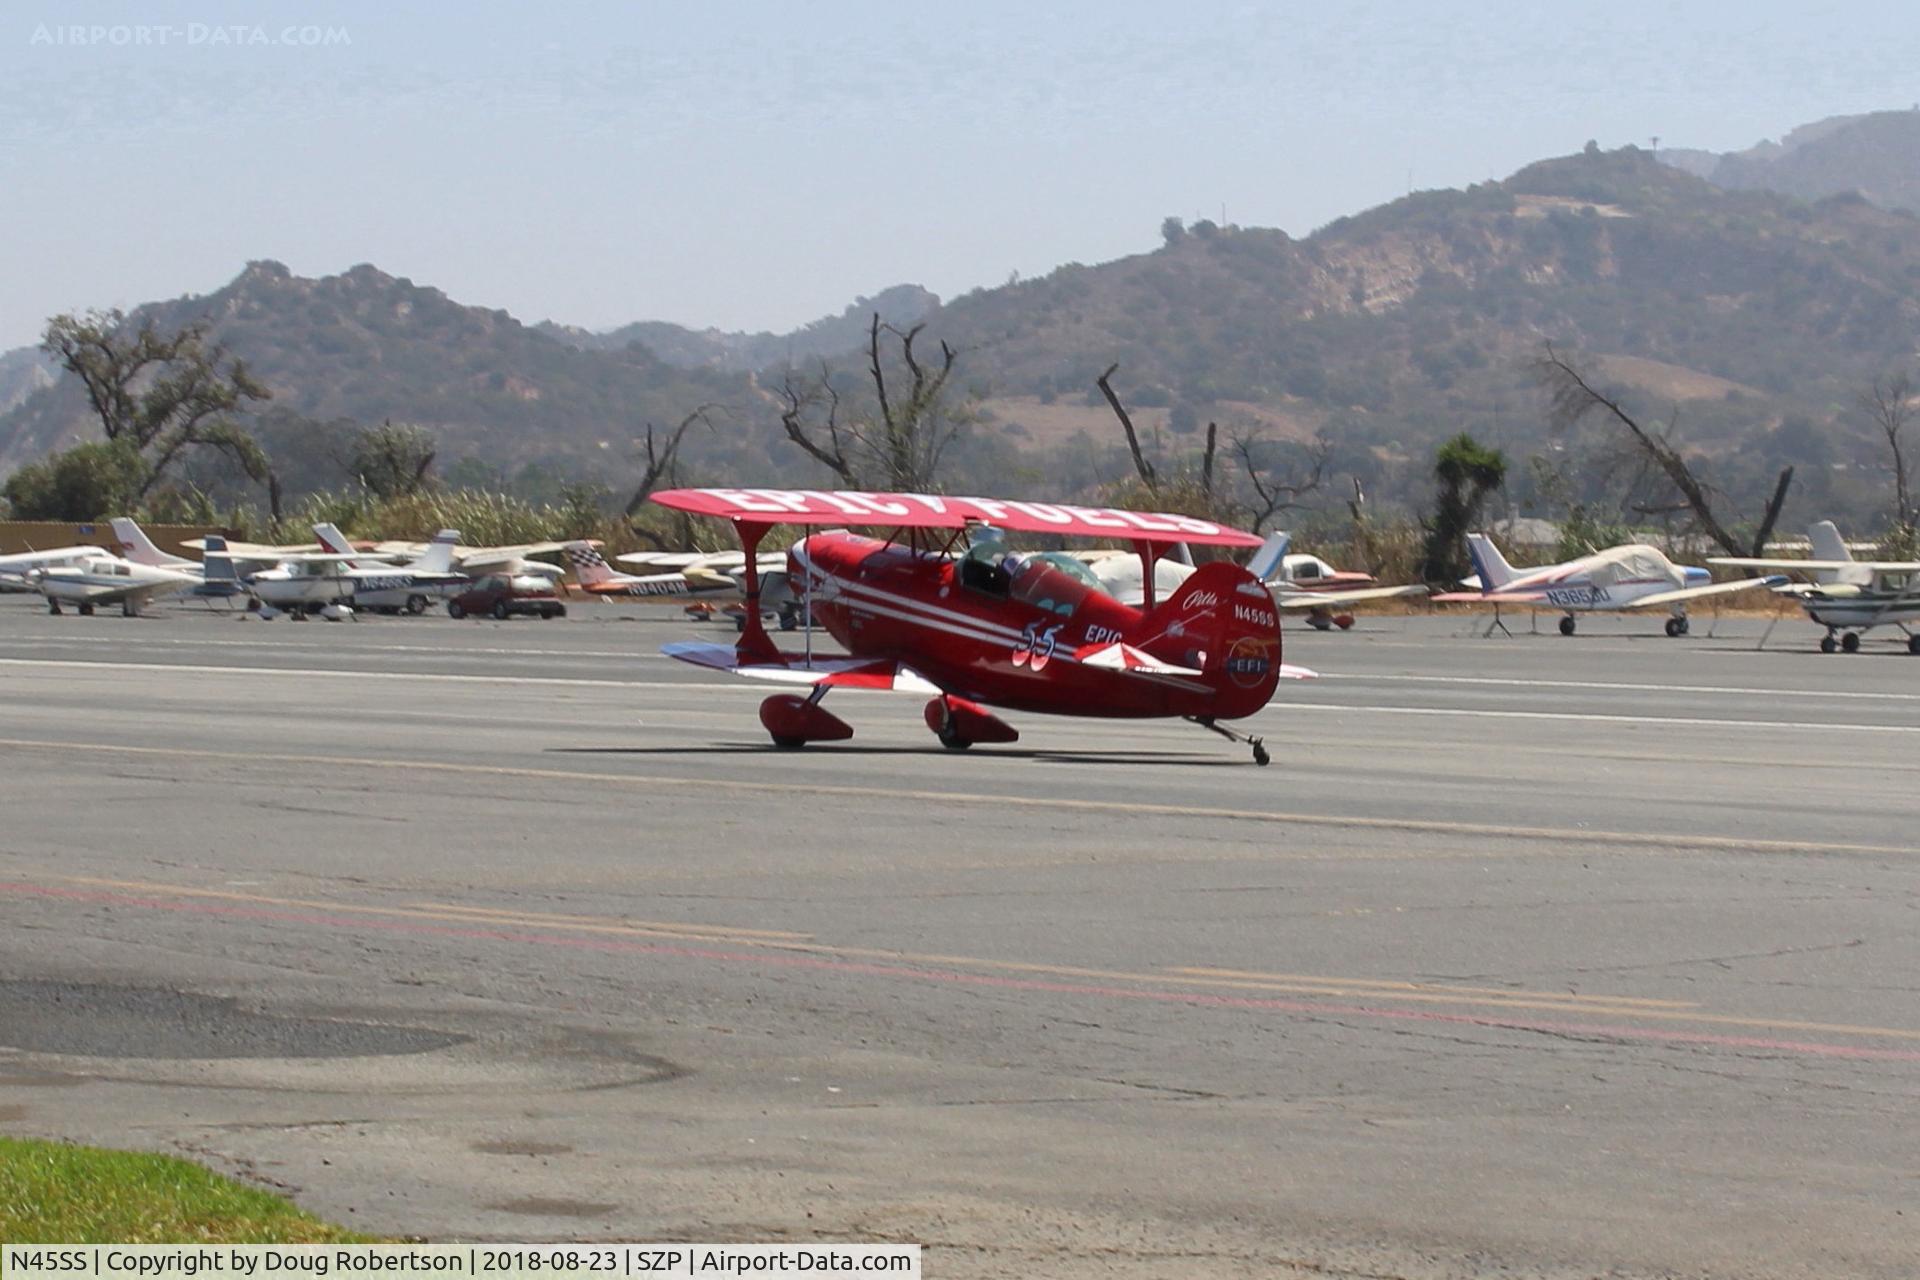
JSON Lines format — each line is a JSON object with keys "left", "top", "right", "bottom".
{"left": 649, "top": 488, "right": 1312, "bottom": 764}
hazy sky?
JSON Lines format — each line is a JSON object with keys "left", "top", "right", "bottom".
{"left": 3, "top": 1, "right": 1916, "bottom": 349}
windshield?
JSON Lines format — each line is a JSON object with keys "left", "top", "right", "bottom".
{"left": 1010, "top": 553, "right": 1102, "bottom": 619}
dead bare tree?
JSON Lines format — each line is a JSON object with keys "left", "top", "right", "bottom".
{"left": 1097, "top": 363, "right": 1158, "bottom": 492}
{"left": 1860, "top": 370, "right": 1914, "bottom": 533}
{"left": 1229, "top": 430, "right": 1329, "bottom": 534}
{"left": 1535, "top": 342, "right": 1792, "bottom": 558}
{"left": 777, "top": 317, "right": 968, "bottom": 491}
{"left": 623, "top": 404, "right": 719, "bottom": 516}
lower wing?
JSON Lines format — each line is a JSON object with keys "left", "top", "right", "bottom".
{"left": 663, "top": 641, "right": 941, "bottom": 693}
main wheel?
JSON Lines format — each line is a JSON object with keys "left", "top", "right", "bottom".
{"left": 447, "top": 600, "right": 466, "bottom": 619}
{"left": 1559, "top": 616, "right": 1576, "bottom": 637}
{"left": 405, "top": 594, "right": 428, "bottom": 615}
{"left": 937, "top": 724, "right": 973, "bottom": 750}
{"left": 1909, "top": 633, "right": 1920, "bottom": 656}
{"left": 1252, "top": 743, "right": 1270, "bottom": 766}
{"left": 1842, "top": 631, "right": 1861, "bottom": 653}
{"left": 770, "top": 734, "right": 806, "bottom": 749}
{"left": 1664, "top": 617, "right": 1684, "bottom": 638}
{"left": 78, "top": 603, "right": 95, "bottom": 616}
{"left": 490, "top": 600, "right": 510, "bottom": 621}
{"left": 1820, "top": 634, "right": 1837, "bottom": 653}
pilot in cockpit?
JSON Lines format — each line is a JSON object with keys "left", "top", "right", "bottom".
{"left": 957, "top": 524, "right": 1023, "bottom": 595}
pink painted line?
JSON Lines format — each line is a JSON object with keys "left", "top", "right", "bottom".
{"left": 8, "top": 881, "right": 1919, "bottom": 1064}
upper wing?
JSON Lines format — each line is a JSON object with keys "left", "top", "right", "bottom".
{"left": 1276, "top": 584, "right": 1429, "bottom": 609}
{"left": 663, "top": 641, "right": 942, "bottom": 693}
{"left": 1620, "top": 575, "right": 1787, "bottom": 610}
{"left": 650, "top": 487, "right": 1264, "bottom": 548}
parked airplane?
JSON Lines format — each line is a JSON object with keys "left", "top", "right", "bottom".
{"left": 310, "top": 524, "right": 478, "bottom": 612}
{"left": 1082, "top": 533, "right": 1428, "bottom": 629}
{"left": 649, "top": 487, "right": 1315, "bottom": 764}
{"left": 0, "top": 543, "right": 108, "bottom": 591}
{"left": 564, "top": 542, "right": 743, "bottom": 598}
{"left": 110, "top": 517, "right": 258, "bottom": 608}
{"left": 1434, "top": 533, "right": 1784, "bottom": 636}
{"left": 242, "top": 530, "right": 469, "bottom": 619}
{"left": 23, "top": 550, "right": 198, "bottom": 616}
{"left": 354, "top": 534, "right": 567, "bottom": 582}
{"left": 1711, "top": 520, "right": 1920, "bottom": 653}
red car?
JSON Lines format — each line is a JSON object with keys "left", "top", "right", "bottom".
{"left": 445, "top": 574, "right": 567, "bottom": 620}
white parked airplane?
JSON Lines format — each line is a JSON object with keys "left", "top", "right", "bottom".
{"left": 23, "top": 551, "right": 198, "bottom": 616}
{"left": 1079, "top": 533, "right": 1428, "bottom": 628}
{"left": 1711, "top": 520, "right": 1920, "bottom": 653}
{"left": 310, "top": 524, "right": 483, "bottom": 612}
{"left": 241, "top": 529, "right": 470, "bottom": 619}
{"left": 566, "top": 542, "right": 745, "bottom": 598}
{"left": 0, "top": 543, "right": 108, "bottom": 592}
{"left": 1434, "top": 533, "right": 1784, "bottom": 636}
{"left": 109, "top": 517, "right": 261, "bottom": 608}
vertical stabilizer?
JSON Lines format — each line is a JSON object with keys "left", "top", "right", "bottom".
{"left": 1807, "top": 520, "right": 1867, "bottom": 586}
{"left": 408, "top": 529, "right": 460, "bottom": 574}
{"left": 202, "top": 537, "right": 240, "bottom": 583}
{"left": 111, "top": 518, "right": 193, "bottom": 568}
{"left": 1464, "top": 533, "right": 1518, "bottom": 591}
{"left": 563, "top": 541, "right": 618, "bottom": 586}
{"left": 1247, "top": 531, "right": 1291, "bottom": 583}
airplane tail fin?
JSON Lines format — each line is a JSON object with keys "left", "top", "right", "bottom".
{"left": 1464, "top": 533, "right": 1517, "bottom": 591}
{"left": 312, "top": 522, "right": 356, "bottom": 558}
{"left": 1136, "top": 561, "right": 1281, "bottom": 719}
{"left": 202, "top": 536, "right": 240, "bottom": 584}
{"left": 563, "top": 541, "right": 617, "bottom": 586}
{"left": 1246, "top": 531, "right": 1291, "bottom": 582}
{"left": 409, "top": 529, "right": 460, "bottom": 574}
{"left": 1808, "top": 520, "right": 1851, "bottom": 562}
{"left": 111, "top": 517, "right": 192, "bottom": 568}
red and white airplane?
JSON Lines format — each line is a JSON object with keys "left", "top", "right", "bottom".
{"left": 650, "top": 487, "right": 1313, "bottom": 764}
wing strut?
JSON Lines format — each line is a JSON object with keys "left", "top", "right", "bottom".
{"left": 735, "top": 520, "right": 781, "bottom": 664}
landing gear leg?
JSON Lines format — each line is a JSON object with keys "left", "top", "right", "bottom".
{"left": 1188, "top": 715, "right": 1269, "bottom": 766}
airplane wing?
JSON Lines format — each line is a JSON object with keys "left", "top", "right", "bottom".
{"left": 1710, "top": 556, "right": 1920, "bottom": 573}
{"left": 651, "top": 487, "right": 1265, "bottom": 548}
{"left": 662, "top": 641, "right": 942, "bottom": 692}
{"left": 1618, "top": 575, "right": 1788, "bottom": 610}
{"left": 1276, "top": 584, "right": 1429, "bottom": 609}
{"left": 1073, "top": 642, "right": 1316, "bottom": 680}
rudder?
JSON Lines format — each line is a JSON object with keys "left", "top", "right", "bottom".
{"left": 1135, "top": 561, "right": 1282, "bottom": 719}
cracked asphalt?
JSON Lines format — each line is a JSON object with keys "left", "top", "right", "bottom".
{"left": 0, "top": 597, "right": 1916, "bottom": 1278}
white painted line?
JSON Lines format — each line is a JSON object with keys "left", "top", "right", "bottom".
{"left": 1277, "top": 700, "right": 1920, "bottom": 735}
{"left": 1319, "top": 671, "right": 1920, "bottom": 703}
{"left": 0, "top": 657, "right": 758, "bottom": 692}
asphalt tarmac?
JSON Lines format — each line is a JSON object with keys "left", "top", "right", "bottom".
{"left": 0, "top": 596, "right": 1915, "bottom": 1278}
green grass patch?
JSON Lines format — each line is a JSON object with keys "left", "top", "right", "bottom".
{"left": 0, "top": 1137, "right": 370, "bottom": 1243}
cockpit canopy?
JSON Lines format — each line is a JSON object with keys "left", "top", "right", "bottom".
{"left": 955, "top": 530, "right": 1113, "bottom": 619}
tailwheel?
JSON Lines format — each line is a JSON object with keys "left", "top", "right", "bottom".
{"left": 1188, "top": 715, "right": 1269, "bottom": 766}
{"left": 1842, "top": 631, "right": 1861, "bottom": 653}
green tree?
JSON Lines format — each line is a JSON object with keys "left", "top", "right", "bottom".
{"left": 348, "top": 420, "right": 437, "bottom": 501}
{"left": 1421, "top": 432, "right": 1507, "bottom": 581}
{"left": 42, "top": 309, "right": 272, "bottom": 501}
{"left": 1, "top": 439, "right": 150, "bottom": 520}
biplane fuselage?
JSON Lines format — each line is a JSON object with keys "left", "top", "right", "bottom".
{"left": 792, "top": 531, "right": 1278, "bottom": 720}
